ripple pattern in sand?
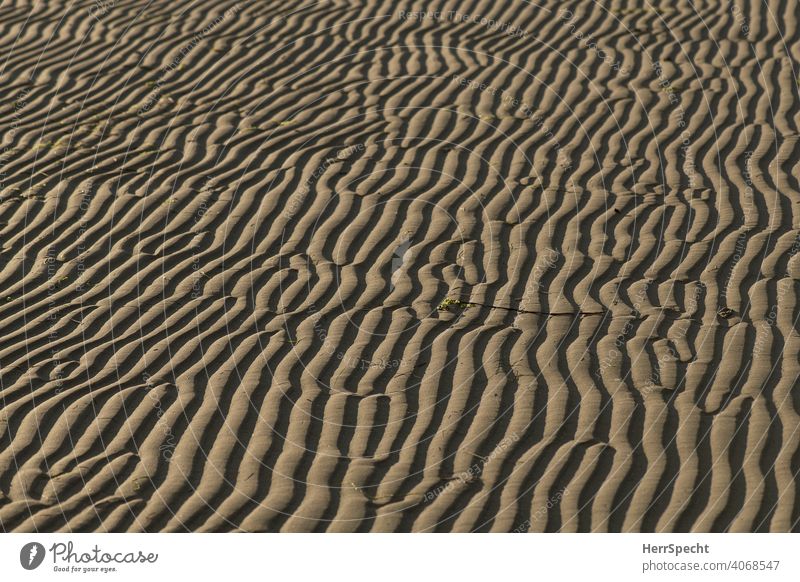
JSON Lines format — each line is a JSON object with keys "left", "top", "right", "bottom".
{"left": 0, "top": 0, "right": 799, "bottom": 532}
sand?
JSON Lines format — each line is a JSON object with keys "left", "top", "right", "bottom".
{"left": 0, "top": 0, "right": 798, "bottom": 532}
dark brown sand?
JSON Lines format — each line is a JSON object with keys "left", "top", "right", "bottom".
{"left": 0, "top": 0, "right": 798, "bottom": 532}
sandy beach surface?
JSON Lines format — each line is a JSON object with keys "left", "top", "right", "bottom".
{"left": 0, "top": 0, "right": 799, "bottom": 532}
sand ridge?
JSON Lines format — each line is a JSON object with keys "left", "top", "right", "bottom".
{"left": 0, "top": 0, "right": 798, "bottom": 531}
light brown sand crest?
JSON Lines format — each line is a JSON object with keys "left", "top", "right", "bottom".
{"left": 0, "top": 0, "right": 799, "bottom": 532}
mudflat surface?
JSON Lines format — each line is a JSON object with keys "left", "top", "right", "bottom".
{"left": 1, "top": 0, "right": 799, "bottom": 532}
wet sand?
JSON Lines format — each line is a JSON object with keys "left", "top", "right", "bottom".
{"left": 0, "top": 0, "right": 798, "bottom": 531}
